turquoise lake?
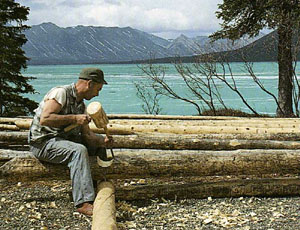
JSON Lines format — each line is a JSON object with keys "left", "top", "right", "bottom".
{"left": 22, "top": 62, "right": 299, "bottom": 116}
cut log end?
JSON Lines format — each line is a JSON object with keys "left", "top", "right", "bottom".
{"left": 92, "top": 181, "right": 117, "bottom": 230}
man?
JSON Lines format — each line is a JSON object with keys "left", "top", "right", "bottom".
{"left": 28, "top": 67, "right": 112, "bottom": 216}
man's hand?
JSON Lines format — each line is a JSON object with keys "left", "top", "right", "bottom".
{"left": 75, "top": 114, "right": 91, "bottom": 125}
{"left": 104, "top": 135, "right": 114, "bottom": 147}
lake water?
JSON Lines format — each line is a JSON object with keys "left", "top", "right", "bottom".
{"left": 22, "top": 62, "right": 298, "bottom": 116}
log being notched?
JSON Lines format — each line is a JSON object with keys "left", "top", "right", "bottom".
{"left": 3, "top": 132, "right": 300, "bottom": 151}
{"left": 2, "top": 149, "right": 300, "bottom": 181}
{"left": 92, "top": 181, "right": 117, "bottom": 230}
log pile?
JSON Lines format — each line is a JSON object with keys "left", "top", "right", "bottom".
{"left": 1, "top": 115, "right": 300, "bottom": 200}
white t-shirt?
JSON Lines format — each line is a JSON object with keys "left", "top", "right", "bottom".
{"left": 44, "top": 88, "right": 67, "bottom": 107}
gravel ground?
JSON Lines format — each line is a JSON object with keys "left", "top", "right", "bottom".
{"left": 0, "top": 180, "right": 300, "bottom": 230}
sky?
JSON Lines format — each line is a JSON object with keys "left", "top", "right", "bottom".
{"left": 16, "top": 0, "right": 223, "bottom": 39}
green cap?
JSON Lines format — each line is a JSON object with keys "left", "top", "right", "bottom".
{"left": 79, "top": 67, "right": 107, "bottom": 84}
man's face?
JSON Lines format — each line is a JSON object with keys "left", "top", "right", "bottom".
{"left": 85, "top": 81, "right": 103, "bottom": 100}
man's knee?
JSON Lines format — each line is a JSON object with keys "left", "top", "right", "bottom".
{"left": 74, "top": 144, "right": 89, "bottom": 159}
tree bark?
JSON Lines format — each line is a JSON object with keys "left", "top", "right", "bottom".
{"left": 115, "top": 177, "right": 300, "bottom": 201}
{"left": 2, "top": 149, "right": 300, "bottom": 181}
{"left": 0, "top": 149, "right": 32, "bottom": 160}
{"left": 277, "top": 21, "right": 294, "bottom": 117}
{"left": 92, "top": 181, "right": 117, "bottom": 230}
{"left": 0, "top": 131, "right": 28, "bottom": 143}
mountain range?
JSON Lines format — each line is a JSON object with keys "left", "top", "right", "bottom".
{"left": 22, "top": 22, "right": 264, "bottom": 65}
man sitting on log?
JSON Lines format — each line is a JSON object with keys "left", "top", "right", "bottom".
{"left": 28, "top": 67, "right": 113, "bottom": 216}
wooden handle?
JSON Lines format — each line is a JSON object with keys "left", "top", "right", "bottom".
{"left": 104, "top": 126, "right": 109, "bottom": 136}
{"left": 64, "top": 123, "right": 79, "bottom": 132}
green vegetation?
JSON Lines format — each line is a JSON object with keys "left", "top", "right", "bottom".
{"left": 0, "top": 0, "right": 38, "bottom": 117}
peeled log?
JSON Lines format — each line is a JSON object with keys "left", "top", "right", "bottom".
{"left": 12, "top": 119, "right": 300, "bottom": 134}
{"left": 106, "top": 124, "right": 300, "bottom": 134}
{"left": 0, "top": 118, "right": 24, "bottom": 124}
{"left": 13, "top": 119, "right": 134, "bottom": 135}
{"left": 5, "top": 115, "right": 300, "bottom": 128}
{"left": 3, "top": 132, "right": 300, "bottom": 151}
{"left": 107, "top": 114, "right": 300, "bottom": 121}
{"left": 0, "top": 115, "right": 275, "bottom": 122}
{"left": 107, "top": 114, "right": 243, "bottom": 120}
{"left": 92, "top": 181, "right": 117, "bottom": 230}
{"left": 13, "top": 119, "right": 32, "bottom": 130}
{"left": 109, "top": 119, "right": 300, "bottom": 129}
{"left": 0, "top": 124, "right": 20, "bottom": 131}
{"left": 2, "top": 149, "right": 300, "bottom": 181}
{"left": 9, "top": 116, "right": 300, "bottom": 126}
{"left": 116, "top": 177, "right": 300, "bottom": 201}
{"left": 89, "top": 123, "right": 134, "bottom": 135}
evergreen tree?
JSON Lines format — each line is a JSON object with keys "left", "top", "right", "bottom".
{"left": 0, "top": 0, "right": 38, "bottom": 117}
{"left": 210, "top": 0, "right": 300, "bottom": 117}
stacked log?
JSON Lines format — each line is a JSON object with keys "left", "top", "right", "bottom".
{"left": 2, "top": 148, "right": 300, "bottom": 179}
{"left": 1, "top": 115, "right": 300, "bottom": 200}
{"left": 7, "top": 116, "right": 300, "bottom": 135}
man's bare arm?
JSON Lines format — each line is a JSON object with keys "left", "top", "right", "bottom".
{"left": 81, "top": 124, "right": 106, "bottom": 148}
{"left": 40, "top": 99, "right": 90, "bottom": 128}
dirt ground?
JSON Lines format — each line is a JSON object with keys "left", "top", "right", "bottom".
{"left": 1, "top": 180, "right": 300, "bottom": 230}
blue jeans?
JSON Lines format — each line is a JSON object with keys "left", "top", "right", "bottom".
{"left": 30, "top": 136, "right": 105, "bottom": 207}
